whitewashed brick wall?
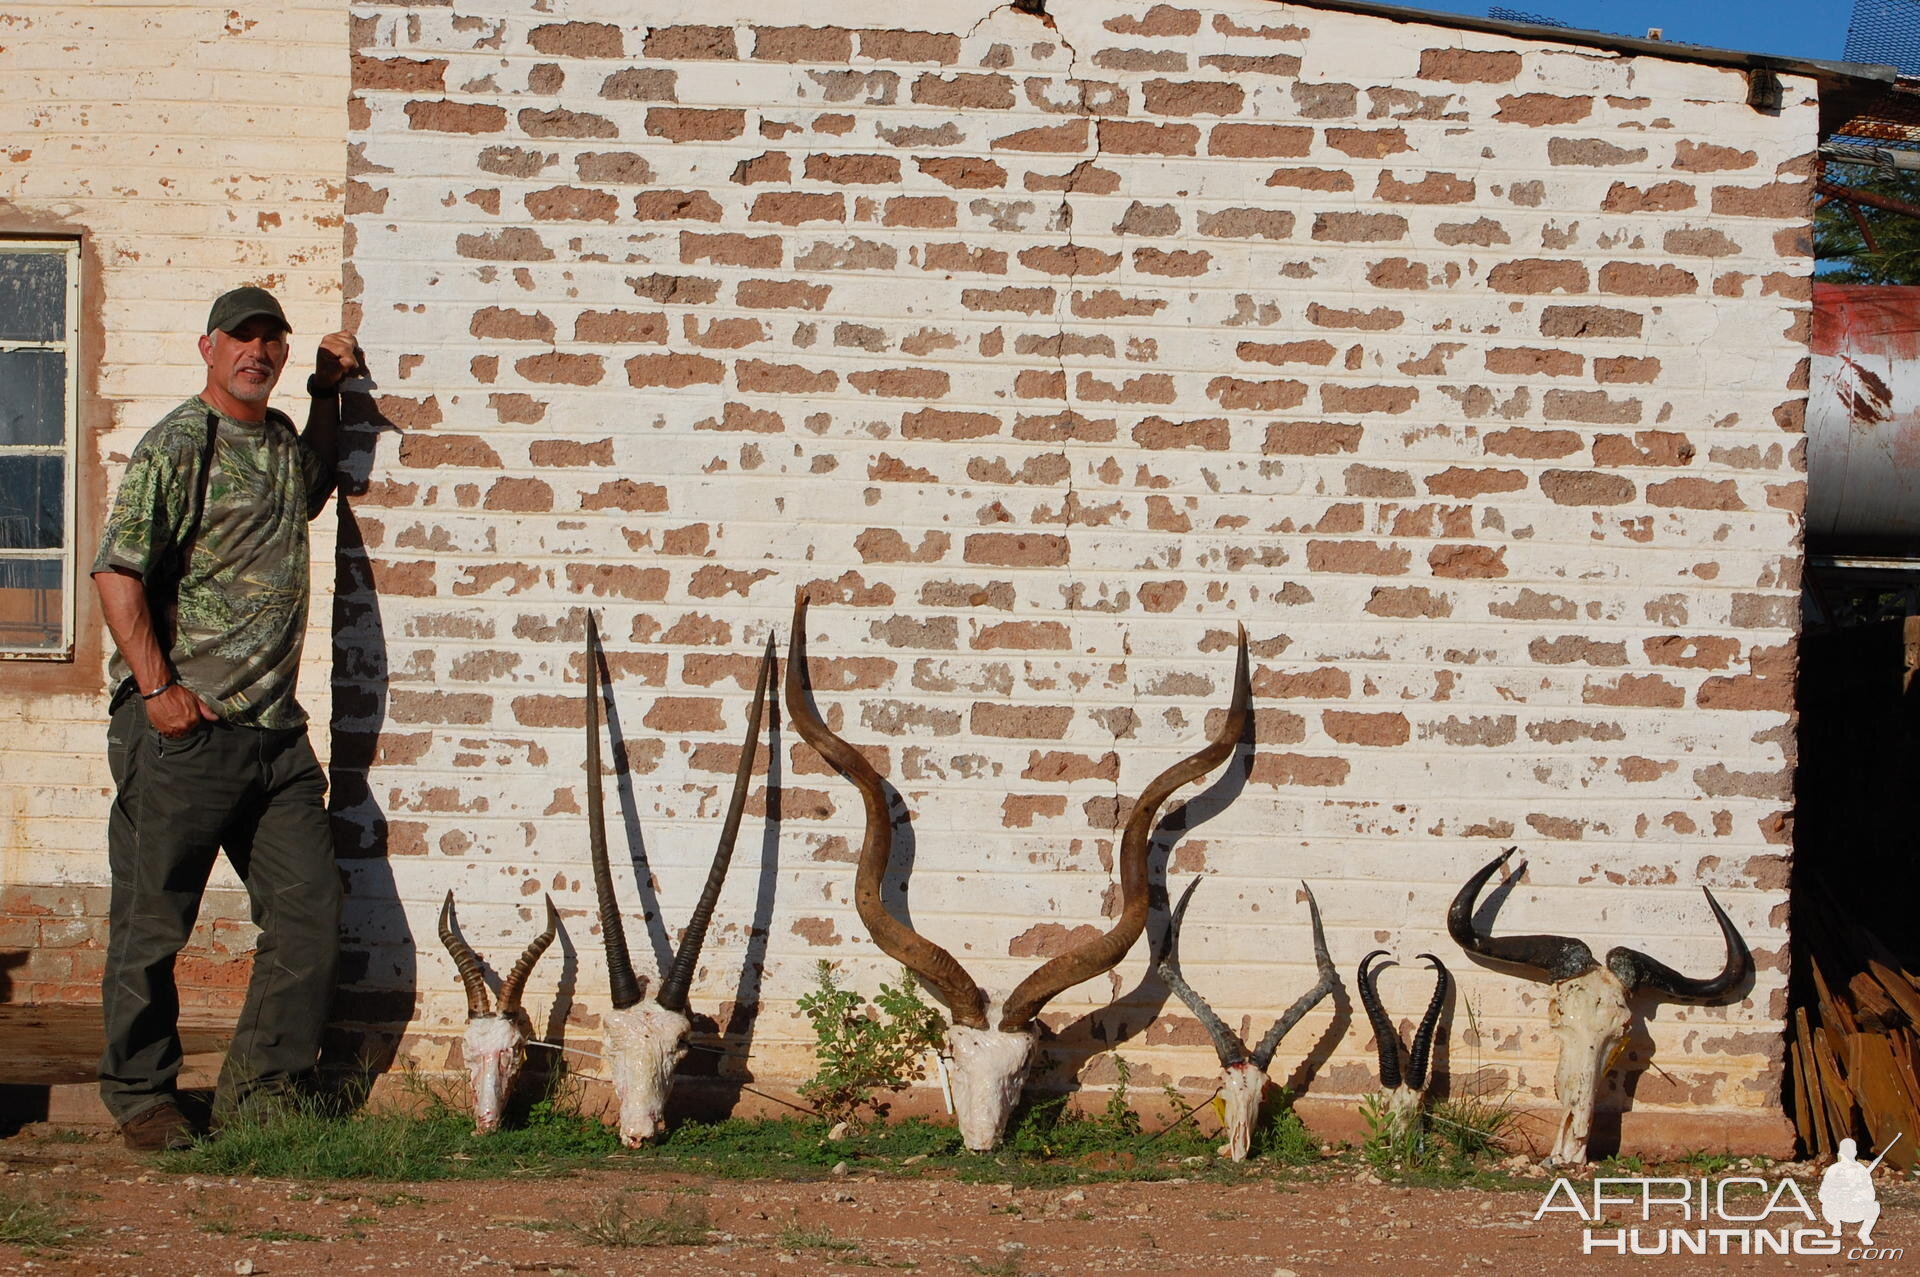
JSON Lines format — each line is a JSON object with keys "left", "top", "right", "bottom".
{"left": 342, "top": 0, "right": 1809, "bottom": 1147}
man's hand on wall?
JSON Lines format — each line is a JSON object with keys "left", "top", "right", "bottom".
{"left": 146, "top": 683, "right": 220, "bottom": 738}
{"left": 313, "top": 330, "right": 361, "bottom": 390}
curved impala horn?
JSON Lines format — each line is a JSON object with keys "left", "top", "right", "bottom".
{"left": 1405, "top": 954, "right": 1450, "bottom": 1090}
{"left": 656, "top": 635, "right": 776, "bottom": 1015}
{"left": 1605, "top": 889, "right": 1751, "bottom": 1002}
{"left": 1250, "top": 883, "right": 1339, "bottom": 1073}
{"left": 1357, "top": 950, "right": 1402, "bottom": 1089}
{"left": 439, "top": 891, "right": 493, "bottom": 1019}
{"left": 999, "top": 627, "right": 1250, "bottom": 1031}
{"left": 498, "top": 895, "right": 559, "bottom": 1016}
{"left": 584, "top": 612, "right": 644, "bottom": 1010}
{"left": 785, "top": 593, "right": 989, "bottom": 1029}
{"left": 1155, "top": 876, "right": 1249, "bottom": 1067}
{"left": 1447, "top": 848, "right": 1597, "bottom": 984}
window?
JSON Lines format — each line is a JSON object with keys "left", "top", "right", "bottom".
{"left": 0, "top": 240, "right": 79, "bottom": 657}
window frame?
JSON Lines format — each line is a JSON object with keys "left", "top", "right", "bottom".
{"left": 0, "top": 237, "right": 81, "bottom": 660}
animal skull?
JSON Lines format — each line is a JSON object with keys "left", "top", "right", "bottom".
{"left": 1155, "top": 877, "right": 1340, "bottom": 1162}
{"left": 582, "top": 614, "right": 775, "bottom": 1146}
{"left": 1356, "top": 949, "right": 1450, "bottom": 1143}
{"left": 437, "top": 891, "right": 558, "bottom": 1135}
{"left": 1448, "top": 848, "right": 1751, "bottom": 1165}
{"left": 787, "top": 593, "right": 1252, "bottom": 1151}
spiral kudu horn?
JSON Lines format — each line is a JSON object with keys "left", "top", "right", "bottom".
{"left": 784, "top": 593, "right": 989, "bottom": 1029}
{"left": 497, "top": 896, "right": 560, "bottom": 1017}
{"left": 653, "top": 635, "right": 776, "bottom": 1015}
{"left": 584, "top": 612, "right": 644, "bottom": 1010}
{"left": 998, "top": 627, "right": 1250, "bottom": 1031}
{"left": 439, "top": 891, "right": 493, "bottom": 1018}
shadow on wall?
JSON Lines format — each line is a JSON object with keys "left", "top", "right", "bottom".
{"left": 320, "top": 390, "right": 417, "bottom": 1098}
{"left": 0, "top": 951, "right": 27, "bottom": 1004}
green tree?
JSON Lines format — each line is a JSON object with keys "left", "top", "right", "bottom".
{"left": 1816, "top": 167, "right": 1920, "bottom": 285}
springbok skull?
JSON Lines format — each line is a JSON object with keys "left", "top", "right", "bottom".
{"left": 584, "top": 613, "right": 776, "bottom": 1147}
{"left": 786, "top": 592, "right": 1250, "bottom": 1150}
{"left": 1155, "top": 877, "right": 1338, "bottom": 1161}
{"left": 437, "top": 891, "right": 558, "bottom": 1134}
{"left": 1357, "top": 949, "right": 1449, "bottom": 1139}
{"left": 1447, "top": 848, "right": 1751, "bottom": 1164}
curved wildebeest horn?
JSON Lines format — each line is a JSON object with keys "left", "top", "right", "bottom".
{"left": 1446, "top": 848, "right": 1598, "bottom": 984}
{"left": 584, "top": 612, "right": 644, "bottom": 1010}
{"left": 1604, "top": 889, "right": 1751, "bottom": 1002}
{"left": 1250, "top": 884, "right": 1339, "bottom": 1073}
{"left": 1155, "top": 875, "right": 1250, "bottom": 1067}
{"left": 497, "top": 895, "right": 559, "bottom": 1016}
{"left": 1357, "top": 950, "right": 1403, "bottom": 1090}
{"left": 439, "top": 890, "right": 492, "bottom": 1019}
{"left": 1404, "top": 954, "right": 1450, "bottom": 1091}
{"left": 654, "top": 635, "right": 776, "bottom": 1015}
{"left": 785, "top": 592, "right": 991, "bottom": 1030}
{"left": 998, "top": 627, "right": 1250, "bottom": 1031}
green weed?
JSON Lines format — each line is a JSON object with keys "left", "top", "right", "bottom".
{"left": 250, "top": 1228, "right": 321, "bottom": 1243}
{"left": 796, "top": 962, "right": 947, "bottom": 1126}
{"left": 0, "top": 1189, "right": 85, "bottom": 1249}
{"left": 560, "top": 1198, "right": 711, "bottom": 1248}
{"left": 778, "top": 1223, "right": 859, "bottom": 1252}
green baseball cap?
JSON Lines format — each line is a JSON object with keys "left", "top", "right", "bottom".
{"left": 206, "top": 286, "right": 291, "bottom": 335}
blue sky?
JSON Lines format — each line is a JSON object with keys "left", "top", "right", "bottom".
{"left": 1378, "top": 1, "right": 1853, "bottom": 63}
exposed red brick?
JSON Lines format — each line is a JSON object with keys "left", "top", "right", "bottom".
{"left": 482, "top": 477, "right": 554, "bottom": 512}
{"left": 923, "top": 242, "right": 1008, "bottom": 274}
{"left": 884, "top": 195, "right": 958, "bottom": 227}
{"left": 390, "top": 690, "right": 492, "bottom": 726}
{"left": 1095, "top": 48, "right": 1187, "bottom": 74}
{"left": 1265, "top": 421, "right": 1361, "bottom": 455}
{"left": 902, "top": 408, "right": 1000, "bottom": 441}
{"left": 1097, "top": 120, "right": 1200, "bottom": 155}
{"left": 470, "top": 307, "right": 554, "bottom": 342}
{"left": 530, "top": 21, "right": 622, "bottom": 57}
{"left": 748, "top": 191, "right": 845, "bottom": 225}
{"left": 629, "top": 273, "right": 721, "bottom": 304}
{"left": 856, "top": 29, "right": 960, "bottom": 64}
{"left": 1663, "top": 227, "right": 1740, "bottom": 258}
{"left": 646, "top": 107, "right": 744, "bottom": 142}
{"left": 736, "top": 359, "right": 837, "bottom": 393}
{"left": 912, "top": 73, "right": 1014, "bottom": 109}
{"left": 915, "top": 156, "right": 1007, "bottom": 189}
{"left": 1143, "top": 78, "right": 1243, "bottom": 115}
{"left": 632, "top": 189, "right": 723, "bottom": 221}
{"left": 1592, "top": 430, "right": 1694, "bottom": 466}
{"left": 1545, "top": 388, "right": 1641, "bottom": 425}
{"left": 529, "top": 437, "right": 611, "bottom": 466}
{"left": 491, "top": 394, "right": 548, "bottom": 425}
{"left": 1240, "top": 340, "right": 1336, "bottom": 367}
{"left": 1323, "top": 384, "right": 1418, "bottom": 415}
{"left": 1019, "top": 244, "right": 1121, "bottom": 276}
{"left": 1541, "top": 469, "right": 1635, "bottom": 505}
{"left": 356, "top": 56, "right": 447, "bottom": 92}
{"left": 404, "top": 100, "right": 505, "bottom": 133}
{"left": 805, "top": 152, "right": 902, "bottom": 183}
{"left": 1488, "top": 258, "right": 1588, "bottom": 294}
{"left": 1418, "top": 48, "right": 1521, "bottom": 82}
{"left": 1711, "top": 181, "right": 1811, "bottom": 219}
{"left": 1601, "top": 179, "right": 1696, "bottom": 213}
{"left": 1070, "top": 290, "right": 1164, "bottom": 319}
{"left": 1307, "top": 303, "right": 1402, "bottom": 331}
{"left": 848, "top": 368, "right": 950, "bottom": 398}
{"left": 731, "top": 151, "right": 791, "bottom": 184}
{"left": 1434, "top": 217, "right": 1511, "bottom": 246}
{"left": 1375, "top": 171, "right": 1475, "bottom": 203}
{"left": 1599, "top": 261, "right": 1698, "bottom": 296}
{"left": 1585, "top": 674, "right": 1686, "bottom": 709}
{"left": 1312, "top": 211, "right": 1408, "bottom": 242}
{"left": 1540, "top": 305, "right": 1643, "bottom": 339}
{"left": 1206, "top": 377, "right": 1306, "bottom": 411}
{"left": 521, "top": 107, "right": 618, "bottom": 139}
{"left": 1425, "top": 466, "right": 1527, "bottom": 497}
{"left": 1265, "top": 167, "right": 1355, "bottom": 192}
{"left": 1495, "top": 93, "right": 1591, "bottom": 125}
{"left": 1365, "top": 585, "right": 1451, "bottom": 618}
{"left": 1648, "top": 477, "right": 1745, "bottom": 510}
{"left": 964, "top": 286, "right": 1055, "bottom": 314}
{"left": 1133, "top": 247, "right": 1211, "bottom": 276}
{"left": 643, "top": 25, "right": 738, "bottom": 59}
{"left": 599, "top": 68, "right": 677, "bottom": 102}
{"left": 751, "top": 25, "right": 852, "bottom": 62}
{"left": 1325, "top": 127, "right": 1411, "bottom": 158}
{"left": 965, "top": 533, "right": 1069, "bottom": 567}
{"left": 574, "top": 310, "right": 667, "bottom": 344}
{"left": 1305, "top": 540, "right": 1410, "bottom": 575}
{"left": 398, "top": 432, "right": 497, "bottom": 469}
{"left": 972, "top": 621, "right": 1072, "bottom": 651}
{"left": 515, "top": 353, "right": 603, "bottom": 385}
{"left": 1594, "top": 355, "right": 1662, "bottom": 383}
{"left": 682, "top": 231, "right": 782, "bottom": 269}
{"left": 1105, "top": 4, "right": 1202, "bottom": 35}
{"left": 1132, "top": 416, "right": 1229, "bottom": 450}
{"left": 578, "top": 151, "right": 657, "bottom": 183}
{"left": 854, "top": 529, "right": 950, "bottom": 564}
{"left": 526, "top": 185, "right": 618, "bottom": 221}
{"left": 1644, "top": 635, "right": 1741, "bottom": 669}
{"left": 1486, "top": 346, "right": 1581, "bottom": 377}
{"left": 1676, "top": 139, "right": 1757, "bottom": 172}
{"left": 625, "top": 352, "right": 725, "bottom": 387}
{"left": 1549, "top": 137, "right": 1647, "bottom": 166}
{"left": 1208, "top": 123, "right": 1312, "bottom": 157}
{"left": 695, "top": 402, "right": 783, "bottom": 433}
{"left": 1249, "top": 754, "right": 1350, "bottom": 786}
{"left": 1368, "top": 258, "right": 1430, "bottom": 289}
{"left": 1697, "top": 674, "right": 1792, "bottom": 712}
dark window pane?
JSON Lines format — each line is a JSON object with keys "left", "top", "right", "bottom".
{"left": 0, "top": 253, "right": 67, "bottom": 342}
{"left": 0, "top": 349, "right": 66, "bottom": 446}
{"left": 0, "top": 455, "right": 64, "bottom": 550}
{"left": 0, "top": 556, "right": 62, "bottom": 650}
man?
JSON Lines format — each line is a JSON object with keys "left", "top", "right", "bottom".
{"left": 91, "top": 286, "right": 359, "bottom": 1150}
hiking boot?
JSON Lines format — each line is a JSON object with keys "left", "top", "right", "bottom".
{"left": 119, "top": 1100, "right": 196, "bottom": 1152}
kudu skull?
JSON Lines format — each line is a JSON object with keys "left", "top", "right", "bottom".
{"left": 1154, "top": 877, "right": 1338, "bottom": 1161}
{"left": 1357, "top": 948, "right": 1449, "bottom": 1139}
{"left": 437, "top": 891, "right": 558, "bottom": 1134}
{"left": 786, "top": 593, "right": 1250, "bottom": 1150}
{"left": 583, "top": 613, "right": 775, "bottom": 1146}
{"left": 1447, "top": 848, "right": 1751, "bottom": 1164}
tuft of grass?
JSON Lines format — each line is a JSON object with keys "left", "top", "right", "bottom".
{"left": 778, "top": 1223, "right": 860, "bottom": 1252}
{"left": 0, "top": 1189, "right": 85, "bottom": 1250}
{"left": 963, "top": 1247, "right": 1025, "bottom": 1276}
{"left": 250, "top": 1228, "right": 322, "bottom": 1242}
{"left": 1673, "top": 1148, "right": 1738, "bottom": 1175}
{"left": 559, "top": 1198, "right": 711, "bottom": 1249}
{"left": 34, "top": 1127, "right": 94, "bottom": 1145}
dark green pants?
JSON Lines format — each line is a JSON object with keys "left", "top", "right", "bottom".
{"left": 98, "top": 686, "right": 341, "bottom": 1123}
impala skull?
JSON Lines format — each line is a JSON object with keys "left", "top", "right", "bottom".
{"left": 1357, "top": 948, "right": 1449, "bottom": 1139}
{"left": 787, "top": 592, "right": 1251, "bottom": 1150}
{"left": 1447, "top": 848, "right": 1751, "bottom": 1164}
{"left": 1155, "top": 877, "right": 1339, "bottom": 1161}
{"left": 583, "top": 613, "right": 775, "bottom": 1147}
{"left": 437, "top": 891, "right": 558, "bottom": 1134}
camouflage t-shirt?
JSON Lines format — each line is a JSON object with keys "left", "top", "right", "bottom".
{"left": 92, "top": 397, "right": 331, "bottom": 729}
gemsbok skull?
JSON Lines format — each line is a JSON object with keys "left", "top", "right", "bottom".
{"left": 1356, "top": 948, "right": 1449, "bottom": 1139}
{"left": 786, "top": 592, "right": 1250, "bottom": 1150}
{"left": 583, "top": 613, "right": 776, "bottom": 1146}
{"left": 1154, "top": 876, "right": 1339, "bottom": 1161}
{"left": 437, "top": 890, "right": 558, "bottom": 1134}
{"left": 1447, "top": 848, "right": 1751, "bottom": 1164}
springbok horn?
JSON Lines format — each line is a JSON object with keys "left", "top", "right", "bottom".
{"left": 785, "top": 593, "right": 990, "bottom": 1029}
{"left": 1357, "top": 950, "right": 1403, "bottom": 1090}
{"left": 1249, "top": 883, "right": 1339, "bottom": 1073}
{"left": 498, "top": 895, "right": 559, "bottom": 1016}
{"left": 999, "top": 627, "right": 1251, "bottom": 1031}
{"left": 655, "top": 635, "right": 776, "bottom": 1015}
{"left": 1604, "top": 888, "right": 1751, "bottom": 1002}
{"left": 584, "top": 612, "right": 644, "bottom": 1010}
{"left": 1405, "top": 953, "right": 1450, "bottom": 1091}
{"left": 1155, "top": 876, "right": 1250, "bottom": 1067}
{"left": 1447, "top": 848, "right": 1598, "bottom": 984}
{"left": 438, "top": 891, "right": 492, "bottom": 1019}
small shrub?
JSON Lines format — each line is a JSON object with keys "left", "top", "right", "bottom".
{"left": 796, "top": 962, "right": 947, "bottom": 1126}
{"left": 0, "top": 1189, "right": 84, "bottom": 1250}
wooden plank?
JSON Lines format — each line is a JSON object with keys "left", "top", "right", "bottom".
{"left": 1811, "top": 1025, "right": 1859, "bottom": 1146}
{"left": 1867, "top": 956, "right": 1920, "bottom": 1024}
{"left": 1785, "top": 1023, "right": 1819, "bottom": 1156}
{"left": 1813, "top": 957, "right": 1861, "bottom": 1037}
{"left": 1795, "top": 1007, "right": 1833, "bottom": 1159}
{"left": 1844, "top": 1031, "right": 1919, "bottom": 1171}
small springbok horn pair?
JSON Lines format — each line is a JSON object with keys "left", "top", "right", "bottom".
{"left": 437, "top": 892, "right": 558, "bottom": 1134}
{"left": 787, "top": 592, "right": 1251, "bottom": 1150}
{"left": 1155, "top": 877, "right": 1339, "bottom": 1161}
{"left": 585, "top": 612, "right": 777, "bottom": 1147}
{"left": 1357, "top": 949, "right": 1449, "bottom": 1138}
{"left": 1448, "top": 848, "right": 1751, "bottom": 1164}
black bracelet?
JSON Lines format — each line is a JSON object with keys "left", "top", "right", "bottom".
{"left": 141, "top": 679, "right": 177, "bottom": 700}
{"left": 307, "top": 373, "right": 341, "bottom": 398}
